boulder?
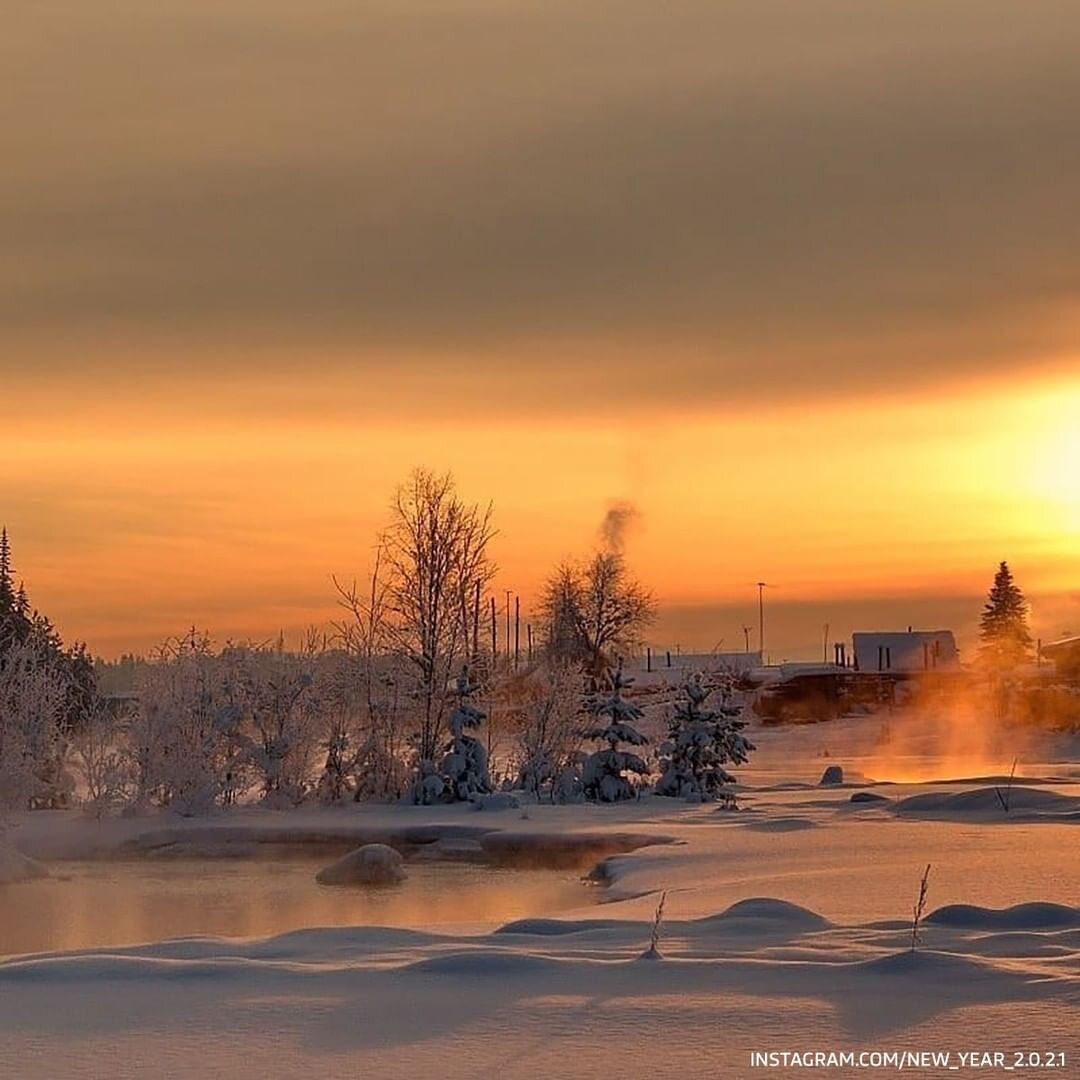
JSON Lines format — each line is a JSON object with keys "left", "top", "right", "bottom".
{"left": 818, "top": 765, "right": 844, "bottom": 786}
{"left": 315, "top": 843, "right": 406, "bottom": 886}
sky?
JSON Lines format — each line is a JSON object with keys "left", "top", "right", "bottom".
{"left": 3, "top": 1, "right": 1078, "bottom": 659}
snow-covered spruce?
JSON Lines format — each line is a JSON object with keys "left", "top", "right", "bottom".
{"left": 581, "top": 661, "right": 648, "bottom": 802}
{"left": 656, "top": 673, "right": 754, "bottom": 804}
{"left": 437, "top": 666, "right": 492, "bottom": 803}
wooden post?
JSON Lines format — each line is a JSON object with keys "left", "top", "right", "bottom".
{"left": 514, "top": 595, "right": 520, "bottom": 670}
{"left": 505, "top": 590, "right": 511, "bottom": 668}
{"left": 647, "top": 646, "right": 652, "bottom": 673}
{"left": 490, "top": 595, "right": 497, "bottom": 659}
{"left": 473, "top": 581, "right": 481, "bottom": 659}
{"left": 666, "top": 650, "right": 671, "bottom": 668}
{"left": 527, "top": 623, "right": 533, "bottom": 663}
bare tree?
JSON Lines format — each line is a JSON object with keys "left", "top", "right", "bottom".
{"left": 540, "top": 551, "right": 655, "bottom": 671}
{"left": 380, "top": 469, "right": 497, "bottom": 780}
{"left": 516, "top": 660, "right": 584, "bottom": 801}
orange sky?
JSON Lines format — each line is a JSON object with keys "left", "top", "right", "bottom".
{"left": 4, "top": 2, "right": 1080, "bottom": 658}
{"left": 4, "top": 358, "right": 1077, "bottom": 659}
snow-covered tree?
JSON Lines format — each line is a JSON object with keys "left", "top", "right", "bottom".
{"left": 581, "top": 660, "right": 648, "bottom": 802}
{"left": 0, "top": 527, "right": 97, "bottom": 732}
{"left": 539, "top": 552, "right": 655, "bottom": 671}
{"left": 379, "top": 470, "right": 495, "bottom": 785}
{"left": 516, "top": 661, "right": 583, "bottom": 802}
{"left": 656, "top": 673, "right": 754, "bottom": 804}
{"left": 979, "top": 561, "right": 1033, "bottom": 670}
{"left": 0, "top": 640, "right": 72, "bottom": 811}
{"left": 72, "top": 701, "right": 132, "bottom": 818}
{"left": 231, "top": 639, "right": 321, "bottom": 808}
{"left": 129, "top": 630, "right": 249, "bottom": 815}
{"left": 438, "top": 665, "right": 492, "bottom": 802}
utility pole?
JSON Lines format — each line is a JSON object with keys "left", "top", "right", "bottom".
{"left": 756, "top": 582, "right": 770, "bottom": 659}
{"left": 742, "top": 625, "right": 752, "bottom": 653}
{"left": 505, "top": 590, "right": 511, "bottom": 669}
{"left": 490, "top": 595, "right": 497, "bottom": 659}
{"left": 514, "top": 595, "right": 520, "bottom": 670}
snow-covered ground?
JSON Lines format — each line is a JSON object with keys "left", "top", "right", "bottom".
{"left": 1, "top": 718, "right": 1077, "bottom": 1078}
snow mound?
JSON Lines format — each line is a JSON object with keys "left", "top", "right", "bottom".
{"left": 857, "top": 950, "right": 1003, "bottom": 980}
{"left": 493, "top": 917, "right": 629, "bottom": 936}
{"left": 925, "top": 902, "right": 1080, "bottom": 931}
{"left": 406, "top": 950, "right": 564, "bottom": 977}
{"left": 850, "top": 791, "right": 889, "bottom": 804}
{"left": 743, "top": 816, "right": 818, "bottom": 833}
{"left": 315, "top": 843, "right": 406, "bottom": 886}
{"left": 895, "top": 787, "right": 1079, "bottom": 818}
{"left": 700, "top": 897, "right": 831, "bottom": 931}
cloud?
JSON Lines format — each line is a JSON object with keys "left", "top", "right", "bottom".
{"left": 3, "top": 1, "right": 1080, "bottom": 411}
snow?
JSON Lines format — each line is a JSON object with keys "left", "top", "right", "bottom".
{"left": 1, "top": 716, "right": 1077, "bottom": 1077}
{"left": 0, "top": 836, "right": 48, "bottom": 885}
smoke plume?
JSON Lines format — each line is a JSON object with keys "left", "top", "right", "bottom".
{"left": 599, "top": 500, "right": 641, "bottom": 554}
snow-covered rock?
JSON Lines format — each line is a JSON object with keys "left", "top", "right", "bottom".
{"left": 315, "top": 843, "right": 406, "bottom": 886}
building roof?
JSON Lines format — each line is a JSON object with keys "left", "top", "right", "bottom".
{"left": 1042, "top": 635, "right": 1080, "bottom": 656}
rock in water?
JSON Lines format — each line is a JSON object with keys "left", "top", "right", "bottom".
{"left": 315, "top": 843, "right": 406, "bottom": 886}
{"left": 819, "top": 765, "right": 844, "bottom": 786}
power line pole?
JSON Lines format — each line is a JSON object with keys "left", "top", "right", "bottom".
{"left": 505, "top": 590, "right": 512, "bottom": 669}
{"left": 756, "top": 582, "right": 768, "bottom": 658}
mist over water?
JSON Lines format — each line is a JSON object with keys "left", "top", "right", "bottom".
{"left": 0, "top": 858, "right": 595, "bottom": 959}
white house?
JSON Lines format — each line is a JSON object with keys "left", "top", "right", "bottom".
{"left": 852, "top": 630, "right": 958, "bottom": 673}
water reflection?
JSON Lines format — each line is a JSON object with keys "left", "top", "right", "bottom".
{"left": 0, "top": 857, "right": 595, "bottom": 958}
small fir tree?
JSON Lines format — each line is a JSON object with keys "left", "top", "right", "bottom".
{"left": 979, "top": 561, "right": 1033, "bottom": 670}
{"left": 441, "top": 666, "right": 492, "bottom": 801}
{"left": 656, "top": 673, "right": 754, "bottom": 804}
{"left": 581, "top": 660, "right": 648, "bottom": 802}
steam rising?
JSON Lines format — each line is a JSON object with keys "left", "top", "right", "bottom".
{"left": 599, "top": 501, "right": 640, "bottom": 554}
{"left": 858, "top": 676, "right": 1076, "bottom": 783}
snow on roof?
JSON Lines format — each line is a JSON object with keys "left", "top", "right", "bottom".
{"left": 1042, "top": 635, "right": 1080, "bottom": 655}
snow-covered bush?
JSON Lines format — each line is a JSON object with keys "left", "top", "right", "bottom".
{"left": 516, "top": 661, "right": 584, "bottom": 802}
{"left": 0, "top": 641, "right": 73, "bottom": 811}
{"left": 317, "top": 656, "right": 410, "bottom": 803}
{"left": 440, "top": 666, "right": 491, "bottom": 802}
{"left": 656, "top": 673, "right": 755, "bottom": 804}
{"left": 72, "top": 701, "right": 132, "bottom": 818}
{"left": 129, "top": 631, "right": 250, "bottom": 815}
{"left": 229, "top": 642, "right": 321, "bottom": 808}
{"left": 581, "top": 661, "right": 648, "bottom": 802}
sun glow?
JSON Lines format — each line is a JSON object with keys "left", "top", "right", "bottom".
{"left": 2, "top": 363, "right": 1078, "bottom": 656}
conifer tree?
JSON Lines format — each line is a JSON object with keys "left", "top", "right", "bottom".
{"left": 978, "top": 561, "right": 1033, "bottom": 670}
{"left": 581, "top": 659, "right": 648, "bottom": 802}
{"left": 439, "top": 665, "right": 492, "bottom": 801}
{"left": 656, "top": 673, "right": 754, "bottom": 804}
